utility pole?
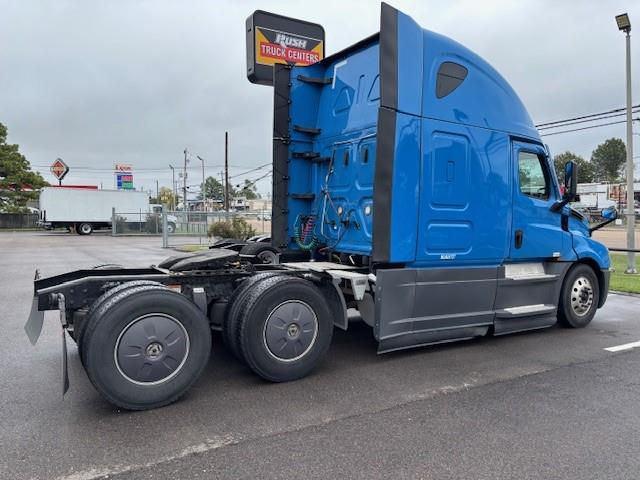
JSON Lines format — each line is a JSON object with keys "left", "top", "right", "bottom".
{"left": 183, "top": 148, "right": 188, "bottom": 214}
{"left": 156, "top": 180, "right": 159, "bottom": 201}
{"left": 616, "top": 13, "right": 637, "bottom": 273}
{"left": 225, "top": 131, "right": 230, "bottom": 212}
{"left": 169, "top": 165, "right": 176, "bottom": 211}
{"left": 197, "top": 155, "right": 205, "bottom": 211}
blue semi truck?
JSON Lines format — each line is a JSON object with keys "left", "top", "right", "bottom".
{"left": 26, "top": 4, "right": 616, "bottom": 410}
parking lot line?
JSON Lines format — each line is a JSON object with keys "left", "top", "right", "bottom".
{"left": 604, "top": 340, "right": 640, "bottom": 352}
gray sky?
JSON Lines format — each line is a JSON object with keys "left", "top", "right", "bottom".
{"left": 1, "top": 0, "right": 639, "bottom": 196}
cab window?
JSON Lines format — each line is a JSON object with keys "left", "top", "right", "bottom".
{"left": 518, "top": 151, "right": 549, "bottom": 199}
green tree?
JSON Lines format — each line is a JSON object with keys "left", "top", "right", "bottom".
{"left": 0, "top": 122, "right": 47, "bottom": 212}
{"left": 237, "top": 178, "right": 261, "bottom": 200}
{"left": 591, "top": 138, "right": 626, "bottom": 183}
{"left": 201, "top": 176, "right": 234, "bottom": 201}
{"left": 553, "top": 151, "right": 595, "bottom": 184}
{"left": 157, "top": 186, "right": 175, "bottom": 208}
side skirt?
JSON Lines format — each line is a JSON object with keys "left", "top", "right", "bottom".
{"left": 374, "top": 262, "right": 570, "bottom": 353}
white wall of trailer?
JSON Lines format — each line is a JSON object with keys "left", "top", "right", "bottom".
{"left": 40, "top": 188, "right": 151, "bottom": 223}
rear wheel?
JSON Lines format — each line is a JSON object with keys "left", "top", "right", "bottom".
{"left": 83, "top": 286, "right": 211, "bottom": 410}
{"left": 558, "top": 264, "right": 600, "bottom": 328}
{"left": 240, "top": 242, "right": 279, "bottom": 264}
{"left": 77, "top": 223, "right": 93, "bottom": 235}
{"left": 223, "top": 272, "right": 281, "bottom": 361}
{"left": 237, "top": 276, "right": 333, "bottom": 382}
{"left": 77, "top": 280, "right": 165, "bottom": 364}
{"left": 166, "top": 222, "right": 176, "bottom": 234}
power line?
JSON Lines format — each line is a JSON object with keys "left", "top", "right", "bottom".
{"left": 537, "top": 109, "right": 640, "bottom": 131}
{"left": 236, "top": 170, "right": 273, "bottom": 191}
{"left": 535, "top": 104, "right": 640, "bottom": 128}
{"left": 228, "top": 162, "right": 271, "bottom": 180}
{"left": 539, "top": 118, "right": 640, "bottom": 137}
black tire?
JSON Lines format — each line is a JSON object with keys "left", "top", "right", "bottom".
{"left": 77, "top": 281, "right": 165, "bottom": 364}
{"left": 223, "top": 272, "right": 281, "bottom": 361}
{"left": 237, "top": 276, "right": 333, "bottom": 382}
{"left": 166, "top": 222, "right": 176, "bottom": 234}
{"left": 83, "top": 286, "right": 211, "bottom": 410}
{"left": 558, "top": 264, "right": 600, "bottom": 328}
{"left": 77, "top": 223, "right": 93, "bottom": 235}
{"left": 240, "top": 242, "right": 279, "bottom": 264}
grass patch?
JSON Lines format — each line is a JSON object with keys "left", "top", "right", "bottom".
{"left": 610, "top": 253, "right": 640, "bottom": 294}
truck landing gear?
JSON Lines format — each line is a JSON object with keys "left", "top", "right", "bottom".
{"left": 82, "top": 285, "right": 211, "bottom": 410}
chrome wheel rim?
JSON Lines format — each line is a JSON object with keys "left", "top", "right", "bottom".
{"left": 570, "top": 276, "right": 594, "bottom": 317}
{"left": 114, "top": 313, "right": 189, "bottom": 385}
{"left": 263, "top": 300, "right": 318, "bottom": 362}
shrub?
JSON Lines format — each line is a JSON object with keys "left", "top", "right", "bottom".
{"left": 144, "top": 213, "right": 161, "bottom": 234}
{"left": 114, "top": 215, "right": 129, "bottom": 233}
{"left": 208, "top": 216, "right": 256, "bottom": 239}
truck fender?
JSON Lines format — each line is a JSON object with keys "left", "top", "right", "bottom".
{"left": 318, "top": 279, "right": 349, "bottom": 331}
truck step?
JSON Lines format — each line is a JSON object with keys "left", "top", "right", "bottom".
{"left": 291, "top": 151, "right": 331, "bottom": 163}
{"left": 293, "top": 125, "right": 321, "bottom": 135}
{"left": 503, "top": 263, "right": 558, "bottom": 283}
{"left": 297, "top": 74, "right": 332, "bottom": 85}
{"left": 292, "top": 151, "right": 320, "bottom": 159}
{"left": 290, "top": 193, "right": 316, "bottom": 200}
{"left": 495, "top": 304, "right": 556, "bottom": 318}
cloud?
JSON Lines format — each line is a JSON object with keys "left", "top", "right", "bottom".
{"left": 0, "top": 0, "right": 637, "bottom": 193}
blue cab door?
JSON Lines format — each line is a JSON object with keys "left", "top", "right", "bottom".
{"left": 509, "top": 141, "right": 571, "bottom": 260}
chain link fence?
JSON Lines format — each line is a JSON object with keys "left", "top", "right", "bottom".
{"left": 111, "top": 209, "right": 271, "bottom": 248}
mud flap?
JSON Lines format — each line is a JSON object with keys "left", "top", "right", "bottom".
{"left": 58, "top": 293, "right": 69, "bottom": 395}
{"left": 62, "top": 324, "right": 69, "bottom": 395}
{"left": 24, "top": 296, "right": 44, "bottom": 346}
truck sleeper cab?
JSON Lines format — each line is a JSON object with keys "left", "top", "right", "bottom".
{"left": 26, "top": 3, "right": 611, "bottom": 410}
{"left": 272, "top": 3, "right": 610, "bottom": 351}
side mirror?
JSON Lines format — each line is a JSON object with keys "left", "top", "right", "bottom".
{"left": 602, "top": 207, "right": 617, "bottom": 220}
{"left": 590, "top": 205, "right": 619, "bottom": 234}
{"left": 563, "top": 161, "right": 578, "bottom": 201}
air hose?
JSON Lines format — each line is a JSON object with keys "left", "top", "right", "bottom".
{"left": 294, "top": 215, "right": 320, "bottom": 251}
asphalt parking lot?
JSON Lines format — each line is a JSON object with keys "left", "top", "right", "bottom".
{"left": 2, "top": 231, "right": 640, "bottom": 480}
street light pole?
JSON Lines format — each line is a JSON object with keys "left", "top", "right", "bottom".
{"left": 616, "top": 13, "right": 637, "bottom": 274}
{"left": 183, "top": 149, "right": 188, "bottom": 215}
{"left": 224, "top": 132, "right": 230, "bottom": 212}
{"left": 169, "top": 165, "right": 176, "bottom": 211}
{"left": 197, "top": 155, "right": 205, "bottom": 211}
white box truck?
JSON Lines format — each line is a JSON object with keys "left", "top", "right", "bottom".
{"left": 38, "top": 187, "right": 176, "bottom": 235}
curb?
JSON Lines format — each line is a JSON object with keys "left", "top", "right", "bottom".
{"left": 610, "top": 290, "right": 640, "bottom": 298}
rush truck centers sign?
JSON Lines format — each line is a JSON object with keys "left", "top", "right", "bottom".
{"left": 246, "top": 10, "right": 325, "bottom": 86}
{"left": 255, "top": 28, "right": 322, "bottom": 66}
